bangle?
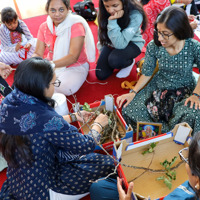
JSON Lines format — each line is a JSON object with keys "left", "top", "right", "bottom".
{"left": 192, "top": 93, "right": 200, "bottom": 98}
{"left": 129, "top": 89, "right": 137, "bottom": 95}
{"left": 69, "top": 113, "right": 77, "bottom": 123}
{"left": 91, "top": 122, "right": 103, "bottom": 132}
{"left": 50, "top": 61, "right": 55, "bottom": 69}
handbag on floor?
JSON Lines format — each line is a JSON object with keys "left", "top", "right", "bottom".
{"left": 73, "top": 0, "right": 97, "bottom": 21}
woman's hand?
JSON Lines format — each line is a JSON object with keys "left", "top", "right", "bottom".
{"left": 75, "top": 111, "right": 95, "bottom": 123}
{"left": 188, "top": 15, "right": 198, "bottom": 30}
{"left": 184, "top": 95, "right": 200, "bottom": 110}
{"left": 108, "top": 10, "right": 124, "bottom": 20}
{"left": 117, "top": 177, "right": 134, "bottom": 200}
{"left": 24, "top": 43, "right": 32, "bottom": 51}
{"left": 190, "top": 20, "right": 198, "bottom": 30}
{"left": 0, "top": 62, "right": 12, "bottom": 79}
{"left": 117, "top": 93, "right": 135, "bottom": 108}
{"left": 94, "top": 113, "right": 108, "bottom": 128}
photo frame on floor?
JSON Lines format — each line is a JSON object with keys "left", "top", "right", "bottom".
{"left": 137, "top": 121, "right": 162, "bottom": 141}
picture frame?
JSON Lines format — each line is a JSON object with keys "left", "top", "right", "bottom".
{"left": 137, "top": 121, "right": 162, "bottom": 141}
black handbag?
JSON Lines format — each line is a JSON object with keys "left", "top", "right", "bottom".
{"left": 73, "top": 0, "right": 97, "bottom": 21}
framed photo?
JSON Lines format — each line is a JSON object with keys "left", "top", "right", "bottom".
{"left": 137, "top": 121, "right": 162, "bottom": 141}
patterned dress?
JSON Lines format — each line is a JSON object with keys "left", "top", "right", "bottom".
{"left": 122, "top": 39, "right": 200, "bottom": 134}
{"left": 142, "top": 0, "right": 171, "bottom": 47}
{"left": 0, "top": 89, "right": 114, "bottom": 200}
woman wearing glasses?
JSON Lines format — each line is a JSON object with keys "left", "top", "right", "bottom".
{"left": 118, "top": 132, "right": 200, "bottom": 200}
{"left": 0, "top": 57, "right": 114, "bottom": 200}
{"left": 117, "top": 6, "right": 200, "bottom": 135}
{"left": 89, "top": 7, "right": 200, "bottom": 199}
{"left": 33, "top": 0, "right": 95, "bottom": 96}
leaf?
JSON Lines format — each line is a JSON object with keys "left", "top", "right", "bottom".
{"left": 165, "top": 173, "right": 172, "bottom": 181}
{"left": 142, "top": 142, "right": 158, "bottom": 155}
{"left": 82, "top": 102, "right": 92, "bottom": 112}
{"left": 157, "top": 176, "right": 164, "bottom": 180}
{"left": 164, "top": 178, "right": 172, "bottom": 189}
{"left": 169, "top": 171, "right": 176, "bottom": 180}
{"left": 148, "top": 148, "right": 153, "bottom": 153}
{"left": 169, "top": 156, "right": 177, "bottom": 167}
{"left": 142, "top": 150, "right": 149, "bottom": 155}
{"left": 150, "top": 142, "right": 158, "bottom": 149}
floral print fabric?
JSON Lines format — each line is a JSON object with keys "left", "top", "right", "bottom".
{"left": 145, "top": 87, "right": 191, "bottom": 122}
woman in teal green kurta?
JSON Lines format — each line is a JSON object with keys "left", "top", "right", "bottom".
{"left": 117, "top": 6, "right": 200, "bottom": 134}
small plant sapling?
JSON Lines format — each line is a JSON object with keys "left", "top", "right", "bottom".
{"left": 157, "top": 156, "right": 177, "bottom": 189}
{"left": 142, "top": 142, "right": 158, "bottom": 155}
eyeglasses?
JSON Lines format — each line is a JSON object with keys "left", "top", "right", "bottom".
{"left": 51, "top": 78, "right": 61, "bottom": 87}
{"left": 178, "top": 147, "right": 189, "bottom": 164}
{"left": 154, "top": 29, "right": 174, "bottom": 40}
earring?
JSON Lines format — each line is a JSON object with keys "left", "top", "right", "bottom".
{"left": 195, "top": 184, "right": 199, "bottom": 190}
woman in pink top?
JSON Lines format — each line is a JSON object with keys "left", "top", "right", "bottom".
{"left": 33, "top": 0, "right": 95, "bottom": 96}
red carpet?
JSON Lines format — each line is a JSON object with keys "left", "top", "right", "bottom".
{"left": 2, "top": 1, "right": 199, "bottom": 198}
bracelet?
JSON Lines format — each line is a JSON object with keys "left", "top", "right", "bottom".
{"left": 91, "top": 122, "right": 103, "bottom": 132}
{"left": 192, "top": 93, "right": 200, "bottom": 98}
{"left": 50, "top": 61, "right": 55, "bottom": 69}
{"left": 69, "top": 113, "right": 77, "bottom": 123}
{"left": 129, "top": 89, "right": 137, "bottom": 95}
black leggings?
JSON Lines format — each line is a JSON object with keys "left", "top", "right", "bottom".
{"left": 0, "top": 76, "right": 12, "bottom": 97}
{"left": 96, "top": 42, "right": 141, "bottom": 80}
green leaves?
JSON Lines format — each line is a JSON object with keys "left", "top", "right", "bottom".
{"left": 157, "top": 156, "right": 177, "bottom": 189}
{"left": 82, "top": 102, "right": 92, "bottom": 112}
{"left": 142, "top": 142, "right": 158, "bottom": 155}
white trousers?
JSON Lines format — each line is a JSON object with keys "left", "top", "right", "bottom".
{"left": 54, "top": 62, "right": 89, "bottom": 96}
{"left": 49, "top": 189, "right": 89, "bottom": 200}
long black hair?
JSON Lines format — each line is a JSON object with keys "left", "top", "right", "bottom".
{"left": 98, "top": 0, "right": 147, "bottom": 46}
{"left": 154, "top": 6, "right": 194, "bottom": 46}
{"left": 0, "top": 57, "right": 55, "bottom": 168}
{"left": 1, "top": 7, "right": 24, "bottom": 34}
{"left": 140, "top": 0, "right": 150, "bottom": 5}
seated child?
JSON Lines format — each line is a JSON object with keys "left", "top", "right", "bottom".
{"left": 0, "top": 7, "right": 36, "bottom": 66}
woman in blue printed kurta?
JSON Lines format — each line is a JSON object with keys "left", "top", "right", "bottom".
{"left": 117, "top": 6, "right": 200, "bottom": 134}
{"left": 0, "top": 57, "right": 114, "bottom": 200}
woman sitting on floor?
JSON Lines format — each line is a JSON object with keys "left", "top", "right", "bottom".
{"left": 0, "top": 57, "right": 114, "bottom": 200}
{"left": 96, "top": 0, "right": 147, "bottom": 80}
{"left": 33, "top": 0, "right": 95, "bottom": 96}
{"left": 117, "top": 6, "right": 200, "bottom": 134}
